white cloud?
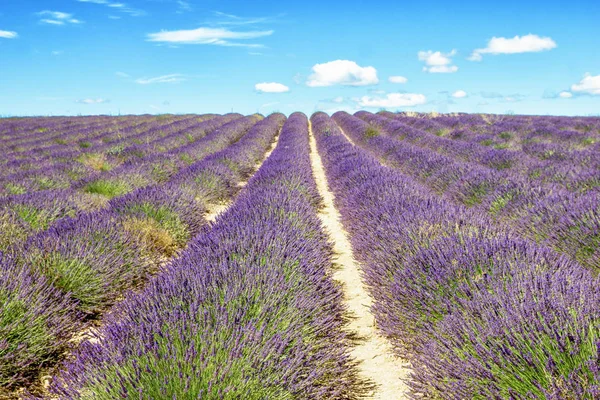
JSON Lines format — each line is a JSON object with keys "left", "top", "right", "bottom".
{"left": 177, "top": 1, "right": 192, "bottom": 12}
{"left": 135, "top": 74, "right": 186, "bottom": 84}
{"left": 147, "top": 27, "right": 273, "bottom": 47}
{"left": 333, "top": 96, "right": 344, "bottom": 103}
{"left": 469, "top": 34, "right": 556, "bottom": 61}
{"left": 51, "top": 50, "right": 63, "bottom": 55}
{"left": 41, "top": 19, "right": 65, "bottom": 25}
{"left": 571, "top": 73, "right": 600, "bottom": 95}
{"left": 418, "top": 50, "right": 458, "bottom": 73}
{"left": 38, "top": 11, "right": 83, "bottom": 25}
{"left": 0, "top": 30, "right": 18, "bottom": 39}
{"left": 306, "top": 60, "right": 378, "bottom": 87}
{"left": 452, "top": 90, "right": 467, "bottom": 98}
{"left": 211, "top": 11, "right": 279, "bottom": 26}
{"left": 116, "top": 71, "right": 130, "bottom": 78}
{"left": 389, "top": 75, "right": 408, "bottom": 84}
{"left": 559, "top": 91, "right": 573, "bottom": 98}
{"left": 359, "top": 93, "right": 427, "bottom": 108}
{"left": 76, "top": 0, "right": 145, "bottom": 17}
{"left": 76, "top": 98, "right": 108, "bottom": 104}
{"left": 255, "top": 82, "right": 289, "bottom": 93}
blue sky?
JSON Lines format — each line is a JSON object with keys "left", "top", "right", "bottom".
{"left": 1, "top": 0, "right": 599, "bottom": 116}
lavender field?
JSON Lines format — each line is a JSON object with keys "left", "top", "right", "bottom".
{"left": 1, "top": 111, "right": 600, "bottom": 399}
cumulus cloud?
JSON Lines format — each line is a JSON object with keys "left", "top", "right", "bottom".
{"left": 559, "top": 91, "right": 573, "bottom": 98}
{"left": 38, "top": 11, "right": 83, "bottom": 25}
{"left": 135, "top": 74, "right": 186, "bottom": 84}
{"left": 254, "top": 82, "right": 290, "bottom": 93}
{"left": 0, "top": 30, "right": 18, "bottom": 39}
{"left": 306, "top": 60, "right": 378, "bottom": 87}
{"left": 571, "top": 73, "right": 600, "bottom": 95}
{"left": 469, "top": 34, "right": 556, "bottom": 61}
{"left": 452, "top": 90, "right": 467, "bottom": 98}
{"left": 76, "top": 98, "right": 108, "bottom": 104}
{"left": 388, "top": 75, "right": 408, "bottom": 84}
{"left": 359, "top": 93, "right": 426, "bottom": 108}
{"left": 147, "top": 27, "right": 273, "bottom": 47}
{"left": 418, "top": 50, "right": 458, "bottom": 73}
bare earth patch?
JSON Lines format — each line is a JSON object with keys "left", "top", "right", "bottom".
{"left": 308, "top": 121, "right": 412, "bottom": 399}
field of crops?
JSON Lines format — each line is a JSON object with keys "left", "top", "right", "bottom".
{"left": 1, "top": 111, "right": 599, "bottom": 399}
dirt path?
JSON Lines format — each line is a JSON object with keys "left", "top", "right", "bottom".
{"left": 308, "top": 121, "right": 411, "bottom": 399}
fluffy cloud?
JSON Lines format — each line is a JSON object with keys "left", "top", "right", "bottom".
{"left": 571, "top": 73, "right": 600, "bottom": 95}
{"left": 418, "top": 50, "right": 458, "bottom": 73}
{"left": 38, "top": 11, "right": 83, "bottom": 25}
{"left": 76, "top": 98, "right": 108, "bottom": 104}
{"left": 559, "top": 91, "right": 573, "bottom": 98}
{"left": 254, "top": 82, "right": 290, "bottom": 93}
{"left": 452, "top": 90, "right": 467, "bottom": 98}
{"left": 388, "top": 75, "right": 408, "bottom": 84}
{"left": 359, "top": 93, "right": 426, "bottom": 108}
{"left": 135, "top": 74, "right": 186, "bottom": 84}
{"left": 469, "top": 34, "right": 556, "bottom": 61}
{"left": 147, "top": 27, "right": 273, "bottom": 47}
{"left": 0, "top": 30, "right": 18, "bottom": 39}
{"left": 306, "top": 60, "right": 378, "bottom": 87}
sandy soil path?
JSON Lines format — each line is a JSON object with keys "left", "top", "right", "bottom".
{"left": 308, "top": 121, "right": 411, "bottom": 399}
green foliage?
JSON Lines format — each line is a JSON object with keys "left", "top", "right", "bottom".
{"left": 364, "top": 126, "right": 380, "bottom": 139}
{"left": 4, "top": 183, "right": 26, "bottom": 195}
{"left": 0, "top": 289, "right": 53, "bottom": 387}
{"left": 121, "top": 203, "right": 189, "bottom": 257}
{"left": 30, "top": 253, "right": 105, "bottom": 313}
{"left": 463, "top": 184, "right": 490, "bottom": 207}
{"left": 84, "top": 180, "right": 130, "bottom": 199}
{"left": 489, "top": 192, "right": 514, "bottom": 215}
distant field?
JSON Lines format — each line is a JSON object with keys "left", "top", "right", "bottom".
{"left": 1, "top": 111, "right": 599, "bottom": 399}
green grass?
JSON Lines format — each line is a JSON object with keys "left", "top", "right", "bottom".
{"left": 364, "top": 126, "right": 380, "bottom": 139}
{"left": 0, "top": 289, "right": 54, "bottom": 387}
{"left": 4, "top": 183, "right": 26, "bottom": 195}
{"left": 84, "top": 180, "right": 130, "bottom": 199}
{"left": 121, "top": 203, "right": 189, "bottom": 257}
{"left": 489, "top": 192, "right": 514, "bottom": 215}
{"left": 31, "top": 253, "right": 105, "bottom": 313}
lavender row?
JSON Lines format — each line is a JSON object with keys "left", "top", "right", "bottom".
{"left": 362, "top": 111, "right": 600, "bottom": 192}
{"left": 0, "top": 114, "right": 242, "bottom": 197}
{"left": 2, "top": 114, "right": 164, "bottom": 159}
{"left": 388, "top": 111, "right": 600, "bottom": 150}
{"left": 335, "top": 112, "right": 600, "bottom": 271}
{"left": 0, "top": 116, "right": 243, "bottom": 251}
{"left": 383, "top": 111, "right": 600, "bottom": 171}
{"left": 312, "top": 112, "right": 600, "bottom": 398}
{"left": 41, "top": 113, "right": 363, "bottom": 399}
{"left": 0, "top": 114, "right": 282, "bottom": 394}
{"left": 0, "top": 115, "right": 263, "bottom": 256}
{"left": 0, "top": 114, "right": 223, "bottom": 185}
